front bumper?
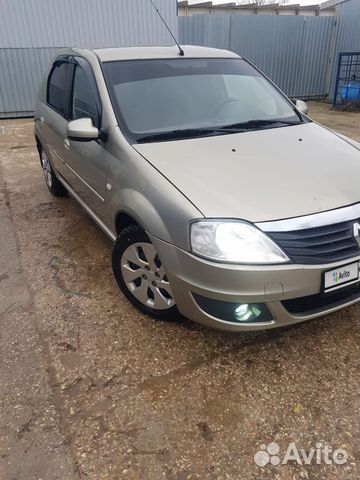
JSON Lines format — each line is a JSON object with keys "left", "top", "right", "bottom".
{"left": 150, "top": 235, "right": 360, "bottom": 332}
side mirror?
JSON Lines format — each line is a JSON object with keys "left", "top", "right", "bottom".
{"left": 295, "top": 99, "right": 309, "bottom": 115}
{"left": 66, "top": 118, "right": 99, "bottom": 141}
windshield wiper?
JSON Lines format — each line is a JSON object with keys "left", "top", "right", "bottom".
{"left": 136, "top": 119, "right": 301, "bottom": 143}
{"left": 137, "top": 128, "right": 231, "bottom": 143}
{"left": 218, "top": 119, "right": 301, "bottom": 131}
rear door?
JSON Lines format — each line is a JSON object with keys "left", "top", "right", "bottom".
{"left": 65, "top": 57, "right": 109, "bottom": 216}
{"left": 42, "top": 58, "right": 74, "bottom": 180}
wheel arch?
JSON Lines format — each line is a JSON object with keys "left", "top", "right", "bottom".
{"left": 115, "top": 211, "right": 141, "bottom": 236}
{"left": 35, "top": 135, "right": 42, "bottom": 156}
{"left": 111, "top": 188, "right": 175, "bottom": 244}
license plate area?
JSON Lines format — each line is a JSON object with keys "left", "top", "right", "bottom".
{"left": 323, "top": 261, "right": 359, "bottom": 293}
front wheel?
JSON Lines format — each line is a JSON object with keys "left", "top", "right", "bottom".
{"left": 112, "top": 225, "right": 179, "bottom": 321}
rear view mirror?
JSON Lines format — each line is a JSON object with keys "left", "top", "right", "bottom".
{"left": 66, "top": 118, "right": 99, "bottom": 141}
{"left": 295, "top": 99, "right": 309, "bottom": 115}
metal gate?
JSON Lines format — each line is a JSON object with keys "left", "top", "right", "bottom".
{"left": 333, "top": 52, "right": 360, "bottom": 106}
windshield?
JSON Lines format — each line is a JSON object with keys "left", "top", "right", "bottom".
{"left": 103, "top": 58, "right": 302, "bottom": 143}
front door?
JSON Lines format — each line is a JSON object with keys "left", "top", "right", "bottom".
{"left": 64, "top": 59, "right": 109, "bottom": 216}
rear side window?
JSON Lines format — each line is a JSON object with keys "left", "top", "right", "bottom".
{"left": 71, "top": 65, "right": 100, "bottom": 128}
{"left": 47, "top": 62, "right": 72, "bottom": 116}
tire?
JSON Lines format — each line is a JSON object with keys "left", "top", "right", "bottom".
{"left": 112, "top": 224, "right": 179, "bottom": 321}
{"left": 39, "top": 147, "right": 67, "bottom": 197}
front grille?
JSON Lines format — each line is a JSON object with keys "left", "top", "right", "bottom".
{"left": 267, "top": 220, "right": 360, "bottom": 265}
{"left": 283, "top": 282, "right": 360, "bottom": 315}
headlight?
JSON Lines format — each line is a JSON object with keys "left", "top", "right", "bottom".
{"left": 190, "top": 221, "right": 289, "bottom": 264}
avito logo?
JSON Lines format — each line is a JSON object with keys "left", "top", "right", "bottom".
{"left": 333, "top": 269, "right": 351, "bottom": 283}
{"left": 254, "top": 442, "right": 348, "bottom": 467}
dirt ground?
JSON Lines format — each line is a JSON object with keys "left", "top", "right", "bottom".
{"left": 0, "top": 103, "right": 359, "bottom": 480}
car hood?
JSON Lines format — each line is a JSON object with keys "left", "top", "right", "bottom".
{"left": 134, "top": 123, "right": 360, "bottom": 222}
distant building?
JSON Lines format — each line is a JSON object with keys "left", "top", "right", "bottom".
{"left": 0, "top": 0, "right": 177, "bottom": 118}
{"left": 178, "top": 1, "right": 336, "bottom": 16}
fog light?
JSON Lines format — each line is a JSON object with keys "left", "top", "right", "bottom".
{"left": 234, "top": 304, "right": 262, "bottom": 322}
{"left": 192, "top": 294, "right": 273, "bottom": 324}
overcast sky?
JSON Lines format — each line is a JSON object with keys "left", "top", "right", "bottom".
{"left": 186, "top": 0, "right": 325, "bottom": 5}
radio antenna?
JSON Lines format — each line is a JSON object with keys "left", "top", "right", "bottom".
{"left": 149, "top": 0, "right": 184, "bottom": 56}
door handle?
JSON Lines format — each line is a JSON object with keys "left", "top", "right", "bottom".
{"left": 39, "top": 116, "right": 45, "bottom": 124}
{"left": 64, "top": 138, "right": 70, "bottom": 150}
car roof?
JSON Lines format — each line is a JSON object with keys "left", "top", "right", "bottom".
{"left": 91, "top": 45, "right": 240, "bottom": 62}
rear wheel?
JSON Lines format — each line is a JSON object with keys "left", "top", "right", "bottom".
{"left": 112, "top": 224, "right": 179, "bottom": 321}
{"left": 40, "top": 148, "right": 67, "bottom": 196}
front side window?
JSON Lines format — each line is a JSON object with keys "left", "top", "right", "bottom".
{"left": 47, "top": 62, "right": 72, "bottom": 116}
{"left": 71, "top": 65, "right": 100, "bottom": 128}
{"left": 103, "top": 58, "right": 303, "bottom": 143}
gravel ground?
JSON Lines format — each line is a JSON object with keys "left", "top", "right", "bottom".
{"left": 0, "top": 103, "right": 359, "bottom": 480}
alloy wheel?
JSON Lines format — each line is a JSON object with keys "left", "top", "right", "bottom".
{"left": 120, "top": 242, "right": 175, "bottom": 310}
{"left": 41, "top": 150, "right": 53, "bottom": 188}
